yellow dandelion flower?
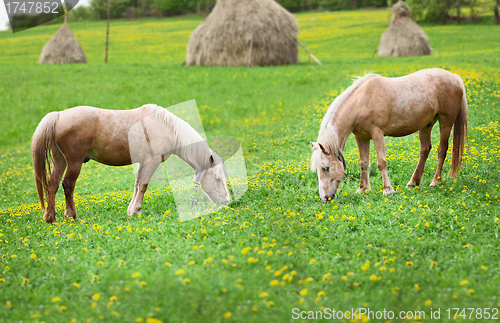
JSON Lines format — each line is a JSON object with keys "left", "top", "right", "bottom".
{"left": 270, "top": 280, "right": 279, "bottom": 286}
{"left": 259, "top": 292, "right": 268, "bottom": 298}
{"left": 370, "top": 275, "right": 377, "bottom": 281}
{"left": 175, "top": 269, "right": 184, "bottom": 275}
{"left": 132, "top": 272, "right": 141, "bottom": 278}
{"left": 6, "top": 301, "right": 12, "bottom": 307}
{"left": 481, "top": 266, "right": 487, "bottom": 270}
{"left": 224, "top": 312, "right": 231, "bottom": 319}
{"left": 406, "top": 261, "right": 413, "bottom": 266}
{"left": 460, "top": 280, "right": 468, "bottom": 285}
{"left": 30, "top": 254, "right": 36, "bottom": 259}
{"left": 268, "top": 301, "right": 275, "bottom": 306}
{"left": 52, "top": 297, "right": 61, "bottom": 302}
{"left": 425, "top": 300, "right": 432, "bottom": 306}
{"left": 73, "top": 282, "right": 80, "bottom": 287}
{"left": 92, "top": 293, "right": 100, "bottom": 301}
{"left": 188, "top": 261, "right": 195, "bottom": 265}
{"left": 415, "top": 284, "right": 420, "bottom": 291}
{"left": 165, "top": 262, "right": 171, "bottom": 267}
{"left": 300, "top": 289, "right": 308, "bottom": 296}
{"left": 310, "top": 259, "right": 316, "bottom": 264}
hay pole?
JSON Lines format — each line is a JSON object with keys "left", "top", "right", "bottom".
{"left": 297, "top": 40, "right": 322, "bottom": 66}
{"left": 247, "top": 38, "right": 253, "bottom": 68}
{"left": 105, "top": 0, "right": 110, "bottom": 63}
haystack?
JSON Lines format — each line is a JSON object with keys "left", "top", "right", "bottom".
{"left": 378, "top": 0, "right": 431, "bottom": 57}
{"left": 39, "top": 24, "right": 87, "bottom": 64}
{"left": 186, "top": 0, "right": 298, "bottom": 67}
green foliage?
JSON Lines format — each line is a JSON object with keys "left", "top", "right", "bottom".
{"left": 406, "top": 0, "right": 498, "bottom": 22}
{"left": 90, "top": 0, "right": 137, "bottom": 18}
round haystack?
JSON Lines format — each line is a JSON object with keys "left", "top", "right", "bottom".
{"left": 39, "top": 24, "right": 87, "bottom": 64}
{"left": 378, "top": 0, "right": 431, "bottom": 57}
{"left": 186, "top": 0, "right": 298, "bottom": 67}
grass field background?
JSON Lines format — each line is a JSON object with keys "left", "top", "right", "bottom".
{"left": 1, "top": 9, "right": 500, "bottom": 322}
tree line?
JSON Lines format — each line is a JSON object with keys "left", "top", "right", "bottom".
{"left": 63, "top": 0, "right": 499, "bottom": 24}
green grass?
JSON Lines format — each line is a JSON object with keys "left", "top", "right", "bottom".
{"left": 1, "top": 9, "right": 500, "bottom": 323}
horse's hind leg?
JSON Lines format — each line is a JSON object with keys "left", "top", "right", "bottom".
{"left": 407, "top": 126, "right": 433, "bottom": 187}
{"left": 62, "top": 160, "right": 84, "bottom": 220}
{"left": 372, "top": 128, "right": 395, "bottom": 195}
{"left": 355, "top": 135, "right": 371, "bottom": 193}
{"left": 127, "top": 156, "right": 163, "bottom": 216}
{"left": 44, "top": 146, "right": 67, "bottom": 223}
{"left": 431, "top": 119, "right": 453, "bottom": 187}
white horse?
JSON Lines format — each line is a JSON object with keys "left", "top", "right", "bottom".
{"left": 32, "top": 103, "right": 230, "bottom": 223}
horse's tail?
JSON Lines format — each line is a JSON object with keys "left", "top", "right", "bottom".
{"left": 32, "top": 112, "right": 59, "bottom": 211}
{"left": 449, "top": 76, "right": 468, "bottom": 178}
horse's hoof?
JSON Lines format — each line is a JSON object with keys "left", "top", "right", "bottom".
{"left": 383, "top": 188, "right": 395, "bottom": 195}
{"left": 430, "top": 181, "right": 439, "bottom": 187}
{"left": 43, "top": 213, "right": 57, "bottom": 223}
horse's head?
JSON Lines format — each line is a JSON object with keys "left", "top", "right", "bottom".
{"left": 196, "top": 151, "right": 231, "bottom": 204}
{"left": 311, "top": 142, "right": 346, "bottom": 203}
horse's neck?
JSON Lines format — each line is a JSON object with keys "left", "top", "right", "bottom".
{"left": 332, "top": 115, "right": 354, "bottom": 153}
{"left": 173, "top": 132, "right": 210, "bottom": 173}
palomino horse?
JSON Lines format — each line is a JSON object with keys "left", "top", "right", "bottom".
{"left": 311, "top": 68, "right": 468, "bottom": 202}
{"left": 32, "top": 104, "right": 230, "bottom": 223}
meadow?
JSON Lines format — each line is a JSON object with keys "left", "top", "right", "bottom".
{"left": 0, "top": 8, "right": 500, "bottom": 323}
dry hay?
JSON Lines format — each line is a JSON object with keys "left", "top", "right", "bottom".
{"left": 186, "top": 0, "right": 298, "bottom": 67}
{"left": 39, "top": 24, "right": 87, "bottom": 64}
{"left": 378, "top": 0, "right": 431, "bottom": 57}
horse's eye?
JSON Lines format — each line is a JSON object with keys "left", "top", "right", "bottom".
{"left": 323, "top": 167, "right": 329, "bottom": 172}
{"left": 215, "top": 177, "right": 221, "bottom": 182}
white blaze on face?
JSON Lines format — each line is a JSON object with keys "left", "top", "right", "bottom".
{"left": 318, "top": 172, "right": 325, "bottom": 200}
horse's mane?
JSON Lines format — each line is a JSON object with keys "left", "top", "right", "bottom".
{"left": 312, "top": 73, "right": 377, "bottom": 171}
{"left": 142, "top": 104, "right": 211, "bottom": 169}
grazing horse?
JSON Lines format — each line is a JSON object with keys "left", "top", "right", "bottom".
{"left": 32, "top": 104, "right": 230, "bottom": 223}
{"left": 311, "top": 68, "right": 468, "bottom": 202}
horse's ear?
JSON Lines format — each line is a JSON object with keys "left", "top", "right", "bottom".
{"left": 318, "top": 142, "right": 330, "bottom": 155}
{"left": 311, "top": 142, "right": 319, "bottom": 150}
{"left": 209, "top": 153, "right": 215, "bottom": 167}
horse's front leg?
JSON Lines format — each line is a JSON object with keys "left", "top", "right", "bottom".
{"left": 371, "top": 129, "right": 395, "bottom": 195}
{"left": 407, "top": 126, "right": 432, "bottom": 187}
{"left": 127, "top": 156, "right": 162, "bottom": 216}
{"left": 354, "top": 135, "right": 371, "bottom": 193}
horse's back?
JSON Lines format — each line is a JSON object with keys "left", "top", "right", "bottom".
{"left": 352, "top": 69, "right": 463, "bottom": 137}
{"left": 54, "top": 106, "right": 146, "bottom": 166}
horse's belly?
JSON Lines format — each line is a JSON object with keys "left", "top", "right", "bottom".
{"left": 87, "top": 146, "right": 132, "bottom": 166}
